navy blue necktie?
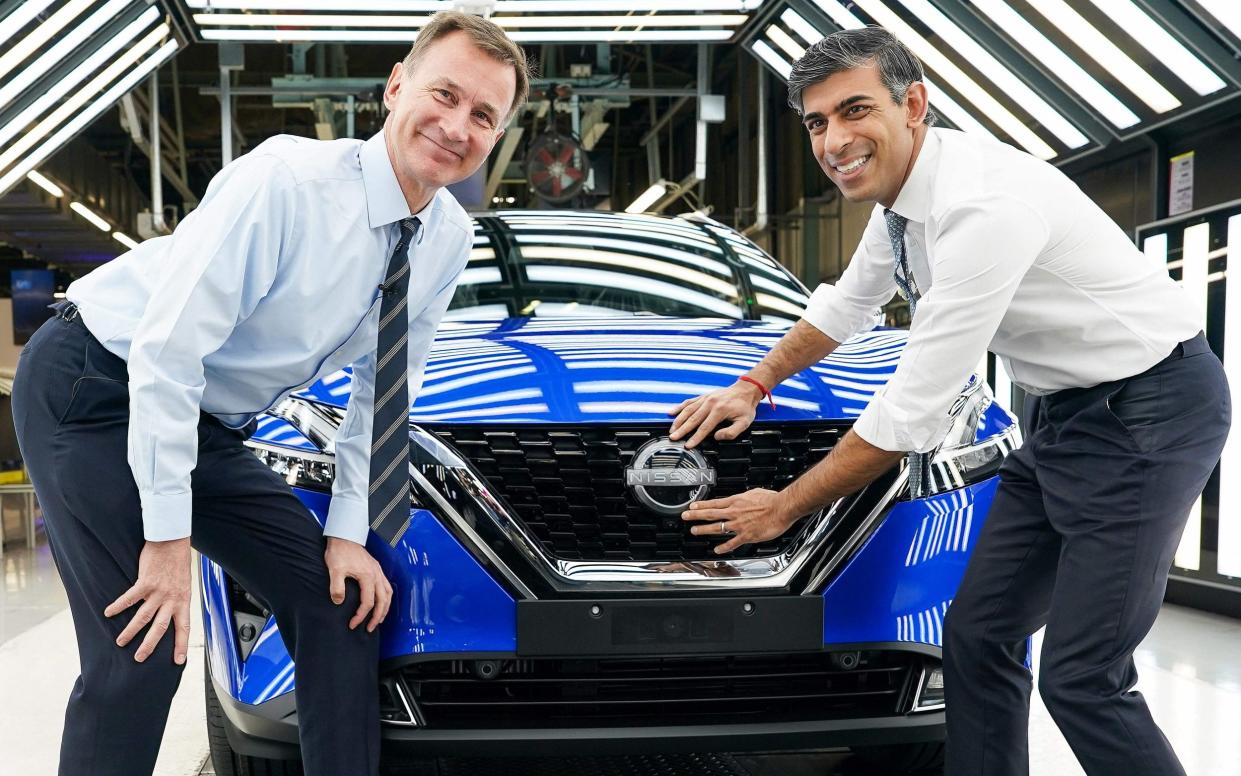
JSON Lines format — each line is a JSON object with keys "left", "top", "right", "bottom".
{"left": 369, "top": 216, "right": 419, "bottom": 546}
{"left": 883, "top": 209, "right": 932, "bottom": 496}
{"left": 884, "top": 209, "right": 920, "bottom": 315}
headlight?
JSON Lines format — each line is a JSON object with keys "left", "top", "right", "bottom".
{"left": 248, "top": 443, "right": 336, "bottom": 492}
{"left": 906, "top": 375, "right": 1021, "bottom": 500}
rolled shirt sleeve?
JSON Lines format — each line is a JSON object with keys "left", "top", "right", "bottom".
{"left": 802, "top": 205, "right": 898, "bottom": 343}
{"left": 852, "top": 196, "right": 1050, "bottom": 453}
{"left": 127, "top": 155, "right": 294, "bottom": 541}
{"left": 324, "top": 232, "right": 467, "bottom": 545}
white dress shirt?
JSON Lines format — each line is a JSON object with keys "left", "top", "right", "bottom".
{"left": 66, "top": 130, "right": 473, "bottom": 544}
{"left": 803, "top": 128, "right": 1201, "bottom": 454}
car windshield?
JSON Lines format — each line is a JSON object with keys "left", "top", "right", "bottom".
{"left": 445, "top": 212, "right": 809, "bottom": 325}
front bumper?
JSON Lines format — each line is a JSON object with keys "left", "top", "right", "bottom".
{"left": 213, "top": 671, "right": 945, "bottom": 761}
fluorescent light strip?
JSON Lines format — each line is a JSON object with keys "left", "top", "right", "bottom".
{"left": 195, "top": 12, "right": 747, "bottom": 27}
{"left": 1026, "top": 0, "right": 1179, "bottom": 113}
{"left": 1089, "top": 0, "right": 1224, "bottom": 97}
{"left": 1221, "top": 214, "right": 1241, "bottom": 578}
{"left": 25, "top": 170, "right": 64, "bottom": 197}
{"left": 0, "top": 0, "right": 94, "bottom": 80}
{"left": 113, "top": 231, "right": 140, "bottom": 250}
{"left": 70, "top": 201, "right": 112, "bottom": 232}
{"left": 971, "top": 0, "right": 1140, "bottom": 129}
{"left": 922, "top": 77, "right": 998, "bottom": 140}
{"left": 751, "top": 39, "right": 792, "bottom": 79}
{"left": 0, "top": 0, "right": 136, "bottom": 112}
{"left": 0, "top": 10, "right": 162, "bottom": 148}
{"left": 495, "top": 0, "right": 763, "bottom": 9}
{"left": 0, "top": 24, "right": 169, "bottom": 175}
{"left": 894, "top": 0, "right": 1087, "bottom": 149}
{"left": 201, "top": 28, "right": 735, "bottom": 42}
{"left": 1195, "top": 0, "right": 1241, "bottom": 40}
{"left": 188, "top": 0, "right": 760, "bottom": 10}
{"left": 780, "top": 9, "right": 823, "bottom": 47}
{"left": 765, "top": 25, "right": 805, "bottom": 61}
{"left": 0, "top": 40, "right": 179, "bottom": 196}
{"left": 0, "top": 0, "right": 56, "bottom": 47}
{"left": 1143, "top": 232, "right": 1168, "bottom": 270}
{"left": 840, "top": 0, "right": 1056, "bottom": 160}
{"left": 1175, "top": 221, "right": 1210, "bottom": 572}
{"left": 626, "top": 182, "right": 668, "bottom": 213}
{"left": 812, "top": 0, "right": 863, "bottom": 29}
{"left": 185, "top": 0, "right": 442, "bottom": 7}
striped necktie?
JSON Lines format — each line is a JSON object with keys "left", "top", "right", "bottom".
{"left": 883, "top": 209, "right": 933, "bottom": 497}
{"left": 369, "top": 216, "right": 419, "bottom": 546}
{"left": 884, "top": 209, "right": 920, "bottom": 315}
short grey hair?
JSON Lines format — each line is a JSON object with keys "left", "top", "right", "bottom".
{"left": 787, "top": 26, "right": 937, "bottom": 126}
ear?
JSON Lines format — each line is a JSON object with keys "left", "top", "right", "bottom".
{"left": 905, "top": 81, "right": 930, "bottom": 127}
{"left": 383, "top": 62, "right": 404, "bottom": 113}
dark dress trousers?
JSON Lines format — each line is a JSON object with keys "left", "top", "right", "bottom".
{"left": 11, "top": 304, "right": 380, "bottom": 776}
{"left": 943, "top": 333, "right": 1230, "bottom": 776}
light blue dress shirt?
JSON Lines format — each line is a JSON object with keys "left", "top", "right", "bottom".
{"left": 66, "top": 130, "right": 473, "bottom": 545}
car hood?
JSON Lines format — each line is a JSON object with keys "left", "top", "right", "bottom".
{"left": 293, "top": 317, "right": 908, "bottom": 425}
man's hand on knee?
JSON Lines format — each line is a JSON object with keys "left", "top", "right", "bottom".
{"left": 325, "top": 537, "right": 392, "bottom": 633}
{"left": 105, "top": 537, "right": 192, "bottom": 665}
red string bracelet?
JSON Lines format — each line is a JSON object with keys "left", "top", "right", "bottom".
{"left": 738, "top": 376, "right": 777, "bottom": 410}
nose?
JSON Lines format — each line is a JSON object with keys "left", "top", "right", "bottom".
{"left": 823, "top": 121, "right": 854, "bottom": 165}
{"left": 440, "top": 105, "right": 470, "bottom": 145}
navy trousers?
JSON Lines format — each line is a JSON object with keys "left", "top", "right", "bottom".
{"left": 11, "top": 307, "right": 379, "bottom": 776}
{"left": 943, "top": 334, "right": 1230, "bottom": 776}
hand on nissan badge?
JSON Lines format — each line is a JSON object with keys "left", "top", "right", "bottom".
{"left": 682, "top": 488, "right": 796, "bottom": 555}
{"left": 104, "top": 537, "right": 192, "bottom": 665}
{"left": 668, "top": 381, "right": 763, "bottom": 449}
{"left": 326, "top": 536, "right": 393, "bottom": 633}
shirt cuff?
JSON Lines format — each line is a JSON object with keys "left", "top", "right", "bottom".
{"left": 801, "top": 283, "right": 880, "bottom": 343}
{"left": 324, "top": 494, "right": 370, "bottom": 545}
{"left": 139, "top": 491, "right": 193, "bottom": 541}
{"left": 851, "top": 389, "right": 946, "bottom": 454}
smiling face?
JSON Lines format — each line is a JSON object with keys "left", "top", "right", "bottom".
{"left": 801, "top": 63, "right": 928, "bottom": 208}
{"left": 382, "top": 30, "right": 516, "bottom": 212}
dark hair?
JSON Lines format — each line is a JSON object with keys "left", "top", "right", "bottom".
{"left": 787, "top": 26, "right": 937, "bottom": 126}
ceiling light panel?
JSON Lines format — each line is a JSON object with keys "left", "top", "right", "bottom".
{"left": 1192, "top": 0, "right": 1241, "bottom": 45}
{"left": 188, "top": 0, "right": 764, "bottom": 43}
{"left": 1086, "top": 0, "right": 1225, "bottom": 97}
{"left": 968, "top": 0, "right": 1235, "bottom": 136}
{"left": 0, "top": 0, "right": 180, "bottom": 199}
{"left": 1026, "top": 0, "right": 1179, "bottom": 113}
{"left": 188, "top": 0, "right": 763, "bottom": 7}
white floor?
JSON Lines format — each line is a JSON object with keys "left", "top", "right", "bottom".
{"left": 1, "top": 542, "right": 209, "bottom": 775}
{"left": 3, "top": 536, "right": 1240, "bottom": 775}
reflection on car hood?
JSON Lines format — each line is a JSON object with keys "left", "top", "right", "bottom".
{"left": 293, "top": 317, "right": 909, "bottom": 424}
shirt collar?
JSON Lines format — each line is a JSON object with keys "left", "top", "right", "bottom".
{"left": 360, "top": 129, "right": 442, "bottom": 240}
{"left": 887, "top": 128, "right": 941, "bottom": 224}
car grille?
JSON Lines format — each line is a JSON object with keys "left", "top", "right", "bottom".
{"left": 389, "top": 651, "right": 920, "bottom": 729}
{"left": 429, "top": 424, "right": 843, "bottom": 562}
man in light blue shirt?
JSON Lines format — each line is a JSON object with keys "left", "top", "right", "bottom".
{"left": 11, "top": 12, "right": 528, "bottom": 775}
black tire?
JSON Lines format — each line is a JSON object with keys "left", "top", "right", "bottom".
{"left": 850, "top": 742, "right": 945, "bottom": 774}
{"left": 204, "top": 656, "right": 304, "bottom": 776}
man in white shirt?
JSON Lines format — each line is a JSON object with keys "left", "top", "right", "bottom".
{"left": 11, "top": 12, "right": 527, "bottom": 776}
{"left": 669, "top": 27, "right": 1229, "bottom": 776}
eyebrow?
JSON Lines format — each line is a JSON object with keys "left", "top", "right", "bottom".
{"left": 432, "top": 77, "right": 501, "bottom": 121}
{"left": 803, "top": 94, "right": 874, "bottom": 124}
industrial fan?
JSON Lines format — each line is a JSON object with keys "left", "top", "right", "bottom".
{"left": 524, "top": 130, "right": 591, "bottom": 204}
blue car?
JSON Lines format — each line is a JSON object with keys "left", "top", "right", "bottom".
{"left": 201, "top": 210, "right": 1020, "bottom": 774}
